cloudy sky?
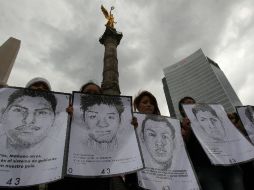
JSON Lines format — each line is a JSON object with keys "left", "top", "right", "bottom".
{"left": 1, "top": 0, "right": 254, "bottom": 116}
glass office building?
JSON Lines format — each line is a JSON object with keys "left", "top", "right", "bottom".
{"left": 163, "top": 49, "right": 242, "bottom": 118}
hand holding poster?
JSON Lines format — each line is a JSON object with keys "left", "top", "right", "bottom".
{"left": 237, "top": 106, "right": 254, "bottom": 143}
{"left": 67, "top": 93, "right": 143, "bottom": 177}
{"left": 0, "top": 87, "right": 70, "bottom": 187}
{"left": 135, "top": 113, "right": 200, "bottom": 190}
{"left": 183, "top": 104, "right": 254, "bottom": 165}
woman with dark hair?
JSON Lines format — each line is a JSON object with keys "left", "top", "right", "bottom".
{"left": 66, "top": 81, "right": 102, "bottom": 116}
{"left": 133, "top": 90, "right": 161, "bottom": 115}
{"left": 80, "top": 81, "right": 102, "bottom": 94}
{"left": 48, "top": 81, "right": 112, "bottom": 190}
{"left": 125, "top": 90, "right": 161, "bottom": 190}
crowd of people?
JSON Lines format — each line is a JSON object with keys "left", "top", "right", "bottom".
{"left": 0, "top": 77, "right": 254, "bottom": 190}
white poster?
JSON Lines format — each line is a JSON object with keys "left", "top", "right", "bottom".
{"left": 0, "top": 87, "right": 70, "bottom": 187}
{"left": 237, "top": 106, "right": 254, "bottom": 143}
{"left": 67, "top": 93, "right": 143, "bottom": 176}
{"left": 183, "top": 104, "right": 254, "bottom": 165}
{"left": 135, "top": 113, "right": 200, "bottom": 190}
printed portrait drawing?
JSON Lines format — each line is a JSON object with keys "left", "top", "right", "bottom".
{"left": 192, "top": 104, "right": 226, "bottom": 141}
{"left": 80, "top": 94, "right": 124, "bottom": 153}
{"left": 140, "top": 115, "right": 175, "bottom": 170}
{"left": 0, "top": 89, "right": 57, "bottom": 153}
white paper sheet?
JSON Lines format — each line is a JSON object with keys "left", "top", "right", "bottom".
{"left": 135, "top": 113, "right": 200, "bottom": 190}
{"left": 67, "top": 93, "right": 143, "bottom": 177}
{"left": 0, "top": 87, "right": 70, "bottom": 187}
{"left": 183, "top": 104, "right": 254, "bottom": 165}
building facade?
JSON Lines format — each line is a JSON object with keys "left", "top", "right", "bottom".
{"left": 163, "top": 49, "right": 242, "bottom": 118}
{"left": 0, "top": 37, "right": 20, "bottom": 85}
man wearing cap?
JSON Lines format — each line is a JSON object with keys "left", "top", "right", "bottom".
{"left": 25, "top": 77, "right": 52, "bottom": 91}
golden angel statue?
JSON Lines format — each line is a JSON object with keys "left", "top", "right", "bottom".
{"left": 101, "top": 5, "right": 116, "bottom": 29}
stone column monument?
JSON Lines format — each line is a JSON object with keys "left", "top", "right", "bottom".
{"left": 100, "top": 5, "right": 123, "bottom": 95}
{"left": 0, "top": 37, "right": 21, "bottom": 86}
{"left": 99, "top": 5, "right": 127, "bottom": 190}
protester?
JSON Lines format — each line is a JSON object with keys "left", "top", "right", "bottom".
{"left": 48, "top": 81, "right": 111, "bottom": 190}
{"left": 25, "top": 77, "right": 52, "bottom": 91}
{"left": 227, "top": 112, "right": 248, "bottom": 136}
{"left": 227, "top": 112, "right": 254, "bottom": 190}
{"left": 179, "top": 96, "right": 245, "bottom": 190}
{"left": 65, "top": 81, "right": 102, "bottom": 116}
{"left": 125, "top": 90, "right": 161, "bottom": 190}
{"left": 178, "top": 96, "right": 196, "bottom": 141}
{"left": 133, "top": 90, "right": 161, "bottom": 115}
{"left": 80, "top": 81, "right": 102, "bottom": 94}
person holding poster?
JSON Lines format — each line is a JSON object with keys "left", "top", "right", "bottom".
{"left": 178, "top": 96, "right": 196, "bottom": 142}
{"left": 131, "top": 92, "right": 199, "bottom": 190}
{"left": 25, "top": 77, "right": 52, "bottom": 91}
{"left": 67, "top": 92, "right": 143, "bottom": 176}
{"left": 243, "top": 106, "right": 254, "bottom": 142}
{"left": 227, "top": 112, "right": 247, "bottom": 136}
{"left": 0, "top": 77, "right": 70, "bottom": 188}
{"left": 125, "top": 90, "right": 161, "bottom": 190}
{"left": 0, "top": 78, "right": 52, "bottom": 190}
{"left": 235, "top": 106, "right": 254, "bottom": 190}
{"left": 80, "top": 81, "right": 102, "bottom": 94}
{"left": 48, "top": 82, "right": 111, "bottom": 190}
{"left": 179, "top": 98, "right": 246, "bottom": 190}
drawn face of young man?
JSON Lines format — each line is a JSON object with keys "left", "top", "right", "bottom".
{"left": 195, "top": 110, "right": 226, "bottom": 140}
{"left": 143, "top": 119, "right": 174, "bottom": 167}
{"left": 84, "top": 104, "right": 120, "bottom": 143}
{"left": 2, "top": 96, "right": 55, "bottom": 148}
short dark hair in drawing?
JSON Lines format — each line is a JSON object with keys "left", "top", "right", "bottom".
{"left": 80, "top": 95, "right": 124, "bottom": 120}
{"left": 6, "top": 89, "right": 57, "bottom": 114}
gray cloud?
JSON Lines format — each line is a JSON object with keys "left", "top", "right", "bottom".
{"left": 1, "top": 0, "right": 254, "bottom": 115}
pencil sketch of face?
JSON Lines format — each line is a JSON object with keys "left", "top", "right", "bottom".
{"left": 81, "top": 95, "right": 124, "bottom": 147}
{"left": 84, "top": 104, "right": 120, "bottom": 143}
{"left": 141, "top": 115, "right": 175, "bottom": 169}
{"left": 1, "top": 91, "right": 56, "bottom": 148}
{"left": 193, "top": 105, "right": 226, "bottom": 140}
